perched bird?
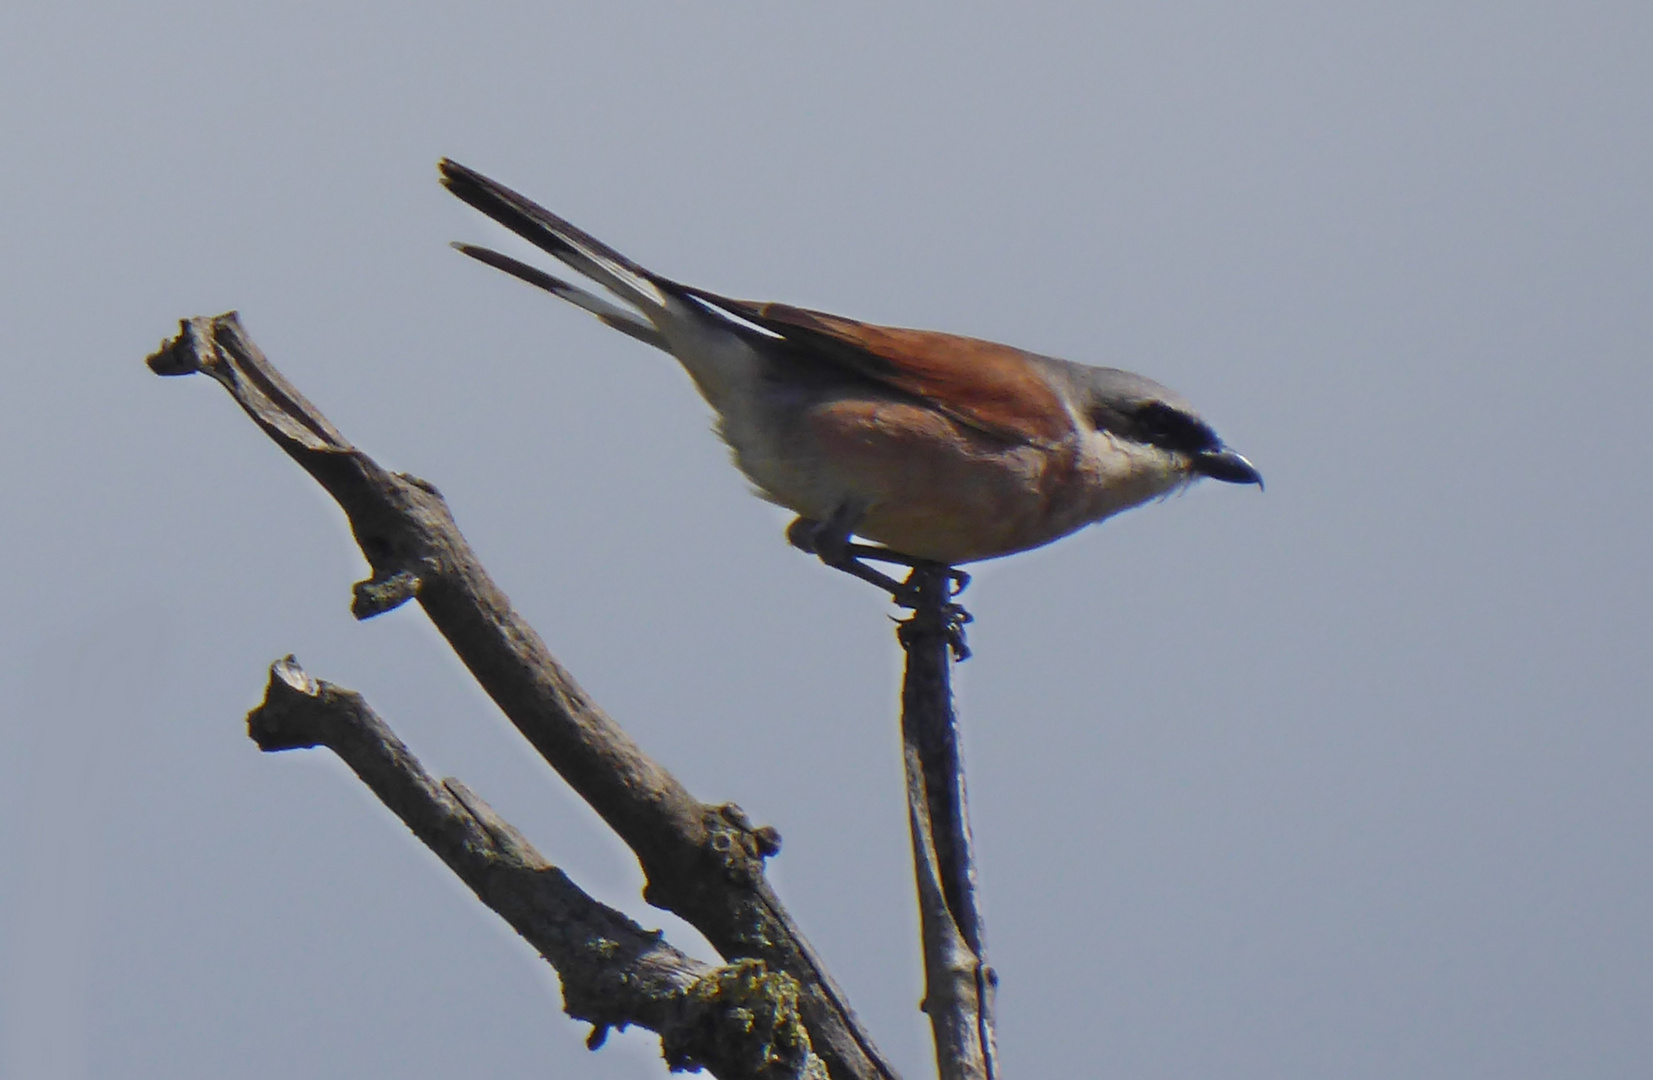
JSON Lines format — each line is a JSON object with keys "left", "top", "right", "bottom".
{"left": 440, "top": 159, "right": 1260, "bottom": 605}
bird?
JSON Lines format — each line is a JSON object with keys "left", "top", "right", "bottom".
{"left": 439, "top": 159, "right": 1261, "bottom": 608}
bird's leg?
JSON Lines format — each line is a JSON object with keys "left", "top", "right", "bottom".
{"left": 838, "top": 544, "right": 970, "bottom": 596}
{"left": 787, "top": 510, "right": 973, "bottom": 637}
{"left": 787, "top": 512, "right": 915, "bottom": 601}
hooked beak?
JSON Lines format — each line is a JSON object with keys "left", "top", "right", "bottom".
{"left": 1194, "top": 448, "right": 1264, "bottom": 490}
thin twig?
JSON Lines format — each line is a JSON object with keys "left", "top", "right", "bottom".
{"left": 897, "top": 567, "right": 999, "bottom": 1080}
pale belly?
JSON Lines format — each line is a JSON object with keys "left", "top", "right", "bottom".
{"left": 722, "top": 395, "right": 1189, "bottom": 565}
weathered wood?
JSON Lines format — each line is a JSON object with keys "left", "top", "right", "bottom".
{"left": 248, "top": 656, "right": 829, "bottom": 1080}
{"left": 149, "top": 313, "right": 896, "bottom": 1080}
{"left": 897, "top": 567, "right": 998, "bottom": 1080}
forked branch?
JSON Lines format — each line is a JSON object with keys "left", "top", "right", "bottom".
{"left": 148, "top": 313, "right": 895, "bottom": 1080}
{"left": 249, "top": 655, "right": 822, "bottom": 1080}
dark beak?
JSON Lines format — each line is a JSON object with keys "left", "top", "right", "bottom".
{"left": 1194, "top": 448, "right": 1264, "bottom": 489}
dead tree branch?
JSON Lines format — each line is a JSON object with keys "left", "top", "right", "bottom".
{"left": 148, "top": 313, "right": 897, "bottom": 1080}
{"left": 897, "top": 569, "right": 999, "bottom": 1080}
{"left": 249, "top": 655, "right": 825, "bottom": 1079}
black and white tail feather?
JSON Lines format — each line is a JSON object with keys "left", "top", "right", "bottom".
{"left": 439, "top": 159, "right": 787, "bottom": 389}
{"left": 449, "top": 241, "right": 668, "bottom": 350}
{"left": 441, "top": 159, "right": 667, "bottom": 310}
{"left": 442, "top": 157, "right": 811, "bottom": 498}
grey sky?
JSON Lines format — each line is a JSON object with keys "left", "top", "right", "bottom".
{"left": 1, "top": 3, "right": 1649, "bottom": 1078}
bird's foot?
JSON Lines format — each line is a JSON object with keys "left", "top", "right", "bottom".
{"left": 892, "top": 563, "right": 974, "bottom": 660}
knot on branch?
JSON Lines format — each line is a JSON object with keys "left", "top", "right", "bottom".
{"left": 705, "top": 804, "right": 782, "bottom": 886}
{"left": 662, "top": 960, "right": 825, "bottom": 1080}
{"left": 346, "top": 473, "right": 455, "bottom": 618}
{"left": 352, "top": 566, "right": 423, "bottom": 618}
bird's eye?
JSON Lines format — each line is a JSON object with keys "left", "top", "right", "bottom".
{"left": 1133, "top": 401, "right": 1220, "bottom": 453}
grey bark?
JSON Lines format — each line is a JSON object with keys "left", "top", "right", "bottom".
{"left": 147, "top": 313, "right": 896, "bottom": 1080}
{"left": 249, "top": 655, "right": 825, "bottom": 1080}
{"left": 897, "top": 569, "right": 999, "bottom": 1080}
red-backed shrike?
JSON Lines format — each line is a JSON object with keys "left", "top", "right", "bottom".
{"left": 441, "top": 160, "right": 1260, "bottom": 604}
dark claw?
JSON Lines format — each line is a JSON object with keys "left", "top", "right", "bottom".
{"left": 893, "top": 587, "right": 974, "bottom": 659}
{"left": 896, "top": 565, "right": 974, "bottom": 659}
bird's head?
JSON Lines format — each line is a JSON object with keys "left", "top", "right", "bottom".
{"left": 1066, "top": 364, "right": 1263, "bottom": 491}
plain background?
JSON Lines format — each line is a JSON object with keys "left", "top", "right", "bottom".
{"left": 2, "top": 3, "right": 1649, "bottom": 1078}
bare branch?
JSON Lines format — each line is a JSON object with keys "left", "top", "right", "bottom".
{"left": 247, "top": 655, "right": 827, "bottom": 1080}
{"left": 149, "top": 313, "right": 896, "bottom": 1080}
{"left": 897, "top": 569, "right": 999, "bottom": 1080}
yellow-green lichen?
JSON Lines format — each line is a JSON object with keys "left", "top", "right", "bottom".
{"left": 662, "top": 960, "right": 824, "bottom": 1079}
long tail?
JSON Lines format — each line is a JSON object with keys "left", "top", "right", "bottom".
{"left": 449, "top": 242, "right": 667, "bottom": 350}
{"left": 439, "top": 158, "right": 671, "bottom": 323}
